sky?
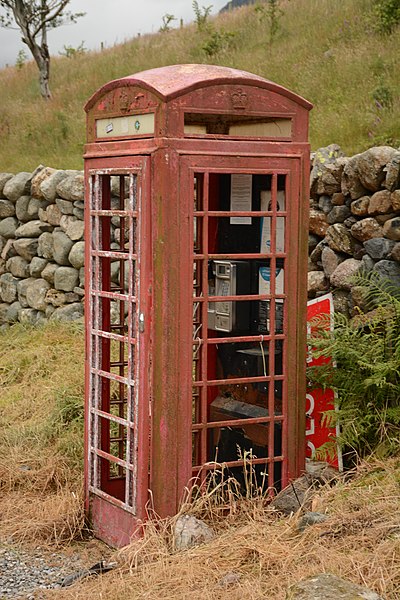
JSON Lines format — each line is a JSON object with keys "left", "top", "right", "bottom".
{"left": 0, "top": 0, "right": 228, "bottom": 68}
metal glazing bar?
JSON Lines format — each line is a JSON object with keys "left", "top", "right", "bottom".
{"left": 91, "top": 250, "right": 136, "bottom": 261}
{"left": 200, "top": 172, "right": 210, "bottom": 470}
{"left": 194, "top": 211, "right": 288, "bottom": 217}
{"left": 194, "top": 375, "right": 281, "bottom": 387}
{"left": 90, "top": 407, "right": 133, "bottom": 429}
{"left": 192, "top": 456, "right": 284, "bottom": 471}
{"left": 91, "top": 290, "right": 131, "bottom": 302}
{"left": 91, "top": 328, "right": 130, "bottom": 344}
{"left": 192, "top": 414, "right": 284, "bottom": 430}
{"left": 90, "top": 209, "right": 138, "bottom": 217}
{"left": 91, "top": 447, "right": 132, "bottom": 470}
{"left": 88, "top": 486, "right": 137, "bottom": 515}
{"left": 94, "top": 368, "right": 130, "bottom": 386}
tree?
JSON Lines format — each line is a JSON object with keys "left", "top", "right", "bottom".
{"left": 0, "top": 1, "right": 84, "bottom": 99}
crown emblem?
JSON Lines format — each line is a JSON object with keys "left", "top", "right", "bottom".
{"left": 119, "top": 90, "right": 130, "bottom": 112}
{"left": 231, "top": 88, "right": 248, "bottom": 110}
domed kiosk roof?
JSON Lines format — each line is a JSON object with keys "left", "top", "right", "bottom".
{"left": 85, "top": 64, "right": 312, "bottom": 111}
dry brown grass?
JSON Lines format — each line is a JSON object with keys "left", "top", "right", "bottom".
{"left": 0, "top": 322, "right": 86, "bottom": 546}
{"left": 39, "top": 459, "right": 400, "bottom": 600}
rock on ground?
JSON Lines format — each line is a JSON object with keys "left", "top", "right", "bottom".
{"left": 286, "top": 572, "right": 383, "bottom": 599}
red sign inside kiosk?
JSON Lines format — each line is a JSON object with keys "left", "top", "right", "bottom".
{"left": 306, "top": 294, "right": 342, "bottom": 470}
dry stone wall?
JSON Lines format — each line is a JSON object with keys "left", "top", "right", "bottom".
{"left": 0, "top": 167, "right": 85, "bottom": 326}
{"left": 0, "top": 144, "right": 399, "bottom": 327}
{"left": 308, "top": 144, "right": 400, "bottom": 316}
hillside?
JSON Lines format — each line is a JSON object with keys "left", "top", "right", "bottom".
{"left": 0, "top": 324, "right": 399, "bottom": 598}
{"left": 0, "top": 0, "right": 399, "bottom": 172}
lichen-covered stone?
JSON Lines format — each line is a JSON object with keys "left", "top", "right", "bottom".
{"left": 49, "top": 302, "right": 83, "bottom": 322}
{"left": 25, "top": 278, "right": 51, "bottom": 311}
{"left": 6, "top": 256, "right": 29, "bottom": 278}
{"left": 310, "top": 144, "right": 345, "bottom": 197}
{"left": 16, "top": 277, "right": 36, "bottom": 307}
{"left": 0, "top": 199, "right": 16, "bottom": 218}
{"left": 309, "top": 209, "right": 329, "bottom": 236}
{"left": 374, "top": 259, "right": 400, "bottom": 286}
{"left": 321, "top": 246, "right": 343, "bottom": 278}
{"left": 0, "top": 273, "right": 19, "bottom": 303}
{"left": 308, "top": 271, "right": 328, "bottom": 295}
{"left": 54, "top": 266, "right": 79, "bottom": 291}
{"left": 46, "top": 204, "right": 62, "bottom": 226}
{"left": 350, "top": 196, "right": 370, "bottom": 216}
{"left": 286, "top": 573, "right": 382, "bottom": 599}
{"left": 384, "top": 151, "right": 400, "bottom": 192}
{"left": 0, "top": 174, "right": 14, "bottom": 198}
{"left": 29, "top": 256, "right": 48, "bottom": 277}
{"left": 40, "top": 170, "right": 69, "bottom": 202}
{"left": 13, "top": 238, "right": 39, "bottom": 261}
{"left": 68, "top": 241, "right": 85, "bottom": 269}
{"left": 53, "top": 230, "right": 74, "bottom": 265}
{"left": 56, "top": 173, "right": 84, "bottom": 202}
{"left": 55, "top": 198, "right": 74, "bottom": 215}
{"left": 355, "top": 146, "right": 397, "bottom": 192}
{"left": 0, "top": 217, "right": 18, "bottom": 239}
{"left": 351, "top": 218, "right": 382, "bottom": 242}
{"left": 38, "top": 232, "right": 54, "bottom": 260}
{"left": 341, "top": 154, "right": 367, "bottom": 199}
{"left": 330, "top": 258, "right": 361, "bottom": 289}
{"left": 326, "top": 205, "right": 350, "bottom": 224}
{"left": 364, "top": 237, "right": 396, "bottom": 260}
{"left": 62, "top": 216, "right": 84, "bottom": 241}
{"left": 3, "top": 172, "right": 32, "bottom": 202}
{"left": 174, "top": 515, "right": 214, "bottom": 551}
{"left": 15, "top": 195, "right": 31, "bottom": 222}
{"left": 15, "top": 220, "right": 52, "bottom": 239}
{"left": 383, "top": 216, "right": 400, "bottom": 241}
{"left": 391, "top": 190, "right": 400, "bottom": 211}
{"left": 41, "top": 262, "right": 58, "bottom": 285}
{"left": 326, "top": 224, "right": 355, "bottom": 255}
{"left": 368, "top": 190, "right": 392, "bottom": 215}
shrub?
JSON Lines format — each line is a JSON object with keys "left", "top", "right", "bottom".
{"left": 308, "top": 272, "right": 400, "bottom": 459}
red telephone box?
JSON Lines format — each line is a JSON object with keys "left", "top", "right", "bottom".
{"left": 84, "top": 64, "right": 312, "bottom": 547}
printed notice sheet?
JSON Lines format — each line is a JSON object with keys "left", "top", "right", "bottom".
{"left": 230, "top": 174, "right": 252, "bottom": 225}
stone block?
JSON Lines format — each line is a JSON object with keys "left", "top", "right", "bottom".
{"left": 54, "top": 266, "right": 79, "bottom": 291}
{"left": 0, "top": 217, "right": 18, "bottom": 239}
{"left": 53, "top": 230, "right": 73, "bottom": 265}
{"left": 13, "top": 238, "right": 38, "bottom": 261}
{"left": 15, "top": 195, "right": 31, "bottom": 221}
{"left": 0, "top": 199, "right": 16, "bottom": 218}
{"left": 368, "top": 189, "right": 392, "bottom": 215}
{"left": 3, "top": 172, "right": 32, "bottom": 202}
{"left": 0, "top": 273, "right": 19, "bottom": 303}
{"left": 15, "top": 220, "right": 53, "bottom": 238}
{"left": 29, "top": 257, "right": 48, "bottom": 278}
{"left": 49, "top": 302, "right": 83, "bottom": 322}
{"left": 351, "top": 218, "right": 382, "bottom": 242}
{"left": 0, "top": 173, "right": 14, "bottom": 198}
{"left": 6, "top": 256, "right": 29, "bottom": 278}
{"left": 56, "top": 173, "right": 84, "bottom": 202}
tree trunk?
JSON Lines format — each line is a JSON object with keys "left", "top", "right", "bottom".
{"left": 29, "top": 40, "right": 51, "bottom": 100}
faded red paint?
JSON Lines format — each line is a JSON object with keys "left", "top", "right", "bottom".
{"left": 84, "top": 64, "right": 311, "bottom": 548}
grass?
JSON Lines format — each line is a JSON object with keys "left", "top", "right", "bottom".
{"left": 39, "top": 458, "right": 400, "bottom": 599}
{"left": 0, "top": 0, "right": 399, "bottom": 172}
{"left": 0, "top": 322, "right": 85, "bottom": 546}
{"left": 0, "top": 320, "right": 400, "bottom": 598}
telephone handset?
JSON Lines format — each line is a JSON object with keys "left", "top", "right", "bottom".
{"left": 208, "top": 260, "right": 250, "bottom": 333}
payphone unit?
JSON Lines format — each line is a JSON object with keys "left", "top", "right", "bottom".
{"left": 84, "top": 64, "right": 311, "bottom": 547}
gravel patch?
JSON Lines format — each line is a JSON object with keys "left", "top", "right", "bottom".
{"left": 0, "top": 546, "right": 84, "bottom": 598}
